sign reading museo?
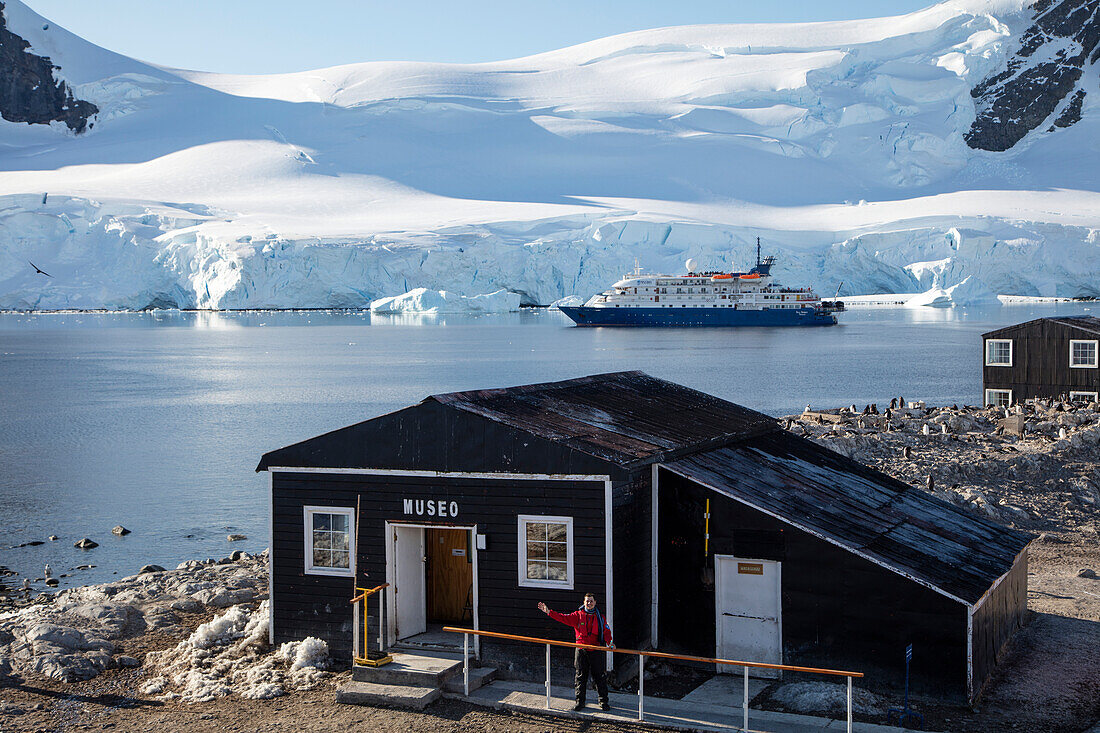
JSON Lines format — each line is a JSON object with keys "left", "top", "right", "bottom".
{"left": 403, "top": 498, "right": 460, "bottom": 518}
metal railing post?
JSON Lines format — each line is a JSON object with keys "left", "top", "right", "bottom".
{"left": 743, "top": 665, "right": 749, "bottom": 732}
{"left": 379, "top": 588, "right": 385, "bottom": 652}
{"left": 463, "top": 633, "right": 470, "bottom": 696}
{"left": 847, "top": 675, "right": 853, "bottom": 733}
{"left": 545, "top": 643, "right": 552, "bottom": 709}
{"left": 638, "top": 653, "right": 644, "bottom": 721}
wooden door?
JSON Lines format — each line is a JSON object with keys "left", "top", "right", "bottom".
{"left": 426, "top": 528, "right": 472, "bottom": 623}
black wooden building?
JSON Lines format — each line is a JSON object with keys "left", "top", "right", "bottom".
{"left": 256, "top": 372, "right": 1031, "bottom": 703}
{"left": 983, "top": 316, "right": 1100, "bottom": 406}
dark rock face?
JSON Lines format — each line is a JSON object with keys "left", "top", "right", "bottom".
{"left": 0, "top": 1, "right": 97, "bottom": 133}
{"left": 966, "top": 0, "right": 1099, "bottom": 151}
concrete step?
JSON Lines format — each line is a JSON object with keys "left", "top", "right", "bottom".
{"left": 352, "top": 651, "right": 463, "bottom": 686}
{"left": 442, "top": 666, "right": 497, "bottom": 694}
{"left": 335, "top": 680, "right": 441, "bottom": 710}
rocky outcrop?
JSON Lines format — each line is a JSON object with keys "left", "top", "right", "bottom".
{"left": 0, "top": 1, "right": 97, "bottom": 133}
{"left": 966, "top": 0, "right": 1099, "bottom": 151}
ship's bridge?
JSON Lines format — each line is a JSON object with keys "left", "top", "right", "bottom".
{"left": 613, "top": 277, "right": 657, "bottom": 288}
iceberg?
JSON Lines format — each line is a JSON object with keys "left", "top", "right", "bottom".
{"left": 369, "top": 288, "right": 520, "bottom": 314}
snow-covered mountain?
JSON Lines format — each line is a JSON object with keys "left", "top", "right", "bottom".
{"left": 0, "top": 0, "right": 1098, "bottom": 309}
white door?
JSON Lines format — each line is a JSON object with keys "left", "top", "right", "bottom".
{"left": 394, "top": 526, "right": 426, "bottom": 639}
{"left": 715, "top": 556, "right": 782, "bottom": 678}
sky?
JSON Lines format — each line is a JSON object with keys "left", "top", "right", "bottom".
{"left": 21, "top": 0, "right": 937, "bottom": 74}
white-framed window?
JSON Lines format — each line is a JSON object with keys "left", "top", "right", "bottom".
{"left": 985, "top": 339, "right": 1013, "bottom": 366}
{"left": 303, "top": 506, "right": 355, "bottom": 577}
{"left": 1070, "top": 340, "right": 1098, "bottom": 368}
{"left": 985, "top": 389, "right": 1013, "bottom": 408}
{"left": 518, "top": 515, "right": 573, "bottom": 589}
{"left": 1069, "top": 391, "right": 1098, "bottom": 402}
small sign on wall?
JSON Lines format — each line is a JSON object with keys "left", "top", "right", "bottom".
{"left": 452, "top": 548, "right": 466, "bottom": 557}
{"left": 738, "top": 562, "right": 764, "bottom": 575}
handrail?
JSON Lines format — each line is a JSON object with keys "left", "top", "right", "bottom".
{"left": 349, "top": 582, "right": 389, "bottom": 605}
{"left": 442, "top": 626, "right": 862, "bottom": 678}
{"left": 443, "top": 625, "right": 862, "bottom": 732}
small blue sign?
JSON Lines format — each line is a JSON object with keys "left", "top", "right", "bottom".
{"left": 905, "top": 644, "right": 913, "bottom": 662}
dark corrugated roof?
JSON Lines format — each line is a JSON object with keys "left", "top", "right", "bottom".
{"left": 428, "top": 371, "right": 778, "bottom": 467}
{"left": 663, "top": 432, "right": 1032, "bottom": 605}
{"left": 983, "top": 316, "right": 1100, "bottom": 338}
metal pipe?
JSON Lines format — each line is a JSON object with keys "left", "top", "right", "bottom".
{"left": 545, "top": 643, "right": 551, "bottom": 709}
{"left": 847, "top": 676, "right": 853, "bottom": 733}
{"left": 379, "top": 588, "right": 385, "bottom": 652}
{"left": 638, "top": 655, "right": 645, "bottom": 721}
{"left": 743, "top": 666, "right": 749, "bottom": 732}
{"left": 464, "top": 633, "right": 470, "bottom": 697}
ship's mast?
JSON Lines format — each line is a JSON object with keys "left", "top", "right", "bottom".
{"left": 756, "top": 237, "right": 761, "bottom": 268}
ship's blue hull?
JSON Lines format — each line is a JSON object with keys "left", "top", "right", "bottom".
{"left": 558, "top": 305, "right": 837, "bottom": 327}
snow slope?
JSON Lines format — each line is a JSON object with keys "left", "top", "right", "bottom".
{"left": 0, "top": 0, "right": 1098, "bottom": 309}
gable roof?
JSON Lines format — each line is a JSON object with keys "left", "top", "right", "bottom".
{"left": 426, "top": 371, "right": 778, "bottom": 468}
{"left": 256, "top": 371, "right": 779, "bottom": 472}
{"left": 663, "top": 431, "right": 1032, "bottom": 606}
{"left": 984, "top": 316, "right": 1100, "bottom": 339}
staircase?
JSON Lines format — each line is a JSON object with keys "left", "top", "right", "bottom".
{"left": 336, "top": 650, "right": 497, "bottom": 710}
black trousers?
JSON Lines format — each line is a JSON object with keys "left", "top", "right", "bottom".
{"left": 574, "top": 648, "right": 609, "bottom": 704}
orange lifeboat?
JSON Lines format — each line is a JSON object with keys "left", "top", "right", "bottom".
{"left": 711, "top": 274, "right": 733, "bottom": 280}
{"left": 739, "top": 273, "right": 761, "bottom": 280}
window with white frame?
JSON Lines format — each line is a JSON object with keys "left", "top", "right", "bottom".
{"left": 518, "top": 515, "right": 573, "bottom": 589}
{"left": 985, "top": 339, "right": 1013, "bottom": 366}
{"left": 985, "top": 389, "right": 1012, "bottom": 408}
{"left": 304, "top": 506, "right": 354, "bottom": 577}
{"left": 1069, "top": 391, "right": 1099, "bottom": 403}
{"left": 1070, "top": 340, "right": 1098, "bottom": 368}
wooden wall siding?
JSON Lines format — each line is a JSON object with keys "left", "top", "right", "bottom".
{"left": 971, "top": 552, "right": 1028, "bottom": 701}
{"left": 984, "top": 320, "right": 1100, "bottom": 401}
{"left": 271, "top": 472, "right": 607, "bottom": 660}
{"left": 259, "top": 400, "right": 626, "bottom": 480}
{"left": 611, "top": 470, "right": 653, "bottom": 659}
{"left": 658, "top": 471, "right": 971, "bottom": 700}
{"left": 269, "top": 485, "right": 357, "bottom": 659}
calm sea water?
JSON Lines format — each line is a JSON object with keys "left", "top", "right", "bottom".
{"left": 0, "top": 304, "right": 1092, "bottom": 589}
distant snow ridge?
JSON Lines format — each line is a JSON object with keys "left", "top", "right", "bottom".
{"left": 0, "top": 0, "right": 1098, "bottom": 309}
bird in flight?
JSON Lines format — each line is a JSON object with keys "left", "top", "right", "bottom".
{"left": 29, "top": 261, "right": 52, "bottom": 277}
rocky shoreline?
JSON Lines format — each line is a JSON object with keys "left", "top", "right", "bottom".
{"left": 0, "top": 551, "right": 269, "bottom": 684}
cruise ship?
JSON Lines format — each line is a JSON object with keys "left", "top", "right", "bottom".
{"left": 559, "top": 248, "right": 843, "bottom": 327}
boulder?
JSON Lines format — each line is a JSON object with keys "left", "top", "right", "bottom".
{"left": 1078, "top": 568, "right": 1098, "bottom": 579}
{"left": 226, "top": 534, "right": 247, "bottom": 542}
{"left": 73, "top": 538, "right": 98, "bottom": 549}
{"left": 112, "top": 526, "right": 131, "bottom": 536}
{"left": 115, "top": 655, "right": 140, "bottom": 668}
{"left": 138, "top": 565, "right": 165, "bottom": 574}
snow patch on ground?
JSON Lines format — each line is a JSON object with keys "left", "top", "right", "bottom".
{"left": 141, "top": 601, "right": 330, "bottom": 703}
{"left": 0, "top": 554, "right": 266, "bottom": 683}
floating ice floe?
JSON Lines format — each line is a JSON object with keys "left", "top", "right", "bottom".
{"left": 369, "top": 287, "right": 520, "bottom": 314}
{"left": 547, "top": 295, "right": 584, "bottom": 311}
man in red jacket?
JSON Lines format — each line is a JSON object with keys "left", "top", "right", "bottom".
{"left": 537, "top": 593, "right": 614, "bottom": 711}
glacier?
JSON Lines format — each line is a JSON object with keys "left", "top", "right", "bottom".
{"left": 0, "top": 0, "right": 1098, "bottom": 310}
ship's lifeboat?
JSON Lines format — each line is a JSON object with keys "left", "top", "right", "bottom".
{"left": 739, "top": 273, "right": 762, "bottom": 280}
{"left": 711, "top": 274, "right": 733, "bottom": 280}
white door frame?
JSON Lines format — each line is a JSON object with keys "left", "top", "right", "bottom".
{"left": 714, "top": 555, "right": 782, "bottom": 676}
{"left": 385, "top": 520, "right": 480, "bottom": 656}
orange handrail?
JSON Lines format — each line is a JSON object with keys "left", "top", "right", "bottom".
{"left": 350, "top": 582, "right": 390, "bottom": 604}
{"left": 442, "top": 626, "right": 862, "bottom": 678}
